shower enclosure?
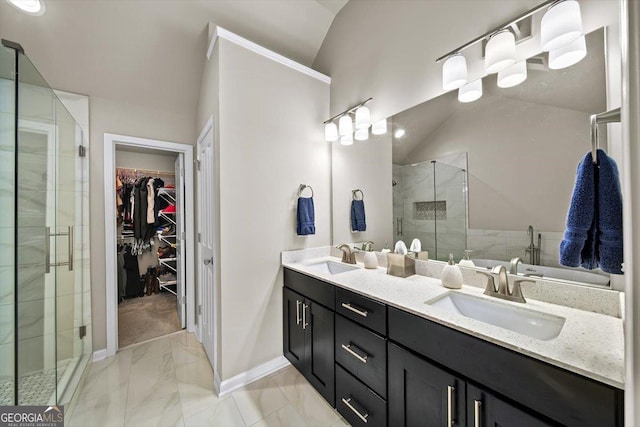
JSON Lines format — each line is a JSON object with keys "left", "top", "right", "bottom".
{"left": 0, "top": 41, "right": 91, "bottom": 406}
{"left": 393, "top": 159, "right": 468, "bottom": 262}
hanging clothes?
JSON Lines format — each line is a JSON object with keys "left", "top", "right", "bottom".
{"left": 124, "top": 245, "right": 143, "bottom": 297}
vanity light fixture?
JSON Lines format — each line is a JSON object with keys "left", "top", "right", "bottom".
{"left": 548, "top": 34, "right": 587, "bottom": 69}
{"left": 338, "top": 115, "right": 353, "bottom": 136}
{"left": 458, "top": 79, "right": 483, "bottom": 103}
{"left": 323, "top": 98, "right": 380, "bottom": 142}
{"left": 324, "top": 122, "right": 338, "bottom": 142}
{"left": 371, "top": 119, "right": 387, "bottom": 135}
{"left": 355, "top": 106, "right": 371, "bottom": 130}
{"left": 497, "top": 60, "right": 528, "bottom": 88}
{"left": 485, "top": 29, "right": 516, "bottom": 74}
{"left": 340, "top": 134, "right": 354, "bottom": 146}
{"left": 394, "top": 129, "right": 406, "bottom": 138}
{"left": 442, "top": 53, "right": 468, "bottom": 90}
{"left": 540, "top": 0, "right": 583, "bottom": 52}
{"left": 6, "top": 0, "right": 45, "bottom": 15}
{"left": 355, "top": 128, "right": 369, "bottom": 141}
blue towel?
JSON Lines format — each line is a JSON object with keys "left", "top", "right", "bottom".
{"left": 560, "top": 151, "right": 596, "bottom": 268}
{"left": 351, "top": 199, "right": 366, "bottom": 232}
{"left": 597, "top": 149, "right": 623, "bottom": 274}
{"left": 296, "top": 197, "right": 315, "bottom": 236}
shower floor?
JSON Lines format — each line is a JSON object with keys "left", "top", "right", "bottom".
{"left": 0, "top": 359, "right": 70, "bottom": 405}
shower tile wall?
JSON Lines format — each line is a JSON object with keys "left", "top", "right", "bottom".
{"left": 467, "top": 229, "right": 564, "bottom": 267}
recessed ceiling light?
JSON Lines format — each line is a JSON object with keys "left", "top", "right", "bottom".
{"left": 7, "top": 0, "right": 45, "bottom": 15}
{"left": 394, "top": 129, "right": 406, "bottom": 138}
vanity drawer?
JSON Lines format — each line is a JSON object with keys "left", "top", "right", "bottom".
{"left": 284, "top": 268, "right": 335, "bottom": 309}
{"left": 336, "top": 287, "right": 386, "bottom": 334}
{"left": 336, "top": 364, "right": 387, "bottom": 427}
{"left": 335, "top": 315, "right": 387, "bottom": 398}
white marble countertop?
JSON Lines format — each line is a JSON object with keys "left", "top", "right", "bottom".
{"left": 282, "top": 255, "right": 625, "bottom": 389}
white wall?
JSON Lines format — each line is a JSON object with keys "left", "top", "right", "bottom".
{"left": 115, "top": 150, "right": 177, "bottom": 172}
{"left": 197, "top": 35, "right": 331, "bottom": 381}
{"left": 332, "top": 131, "right": 393, "bottom": 250}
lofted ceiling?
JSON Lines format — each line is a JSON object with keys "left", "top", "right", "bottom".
{"left": 0, "top": 0, "right": 347, "bottom": 113}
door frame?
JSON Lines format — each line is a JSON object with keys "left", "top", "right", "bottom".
{"left": 196, "top": 116, "right": 218, "bottom": 373}
{"left": 103, "top": 133, "right": 195, "bottom": 358}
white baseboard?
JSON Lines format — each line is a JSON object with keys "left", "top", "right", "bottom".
{"left": 214, "top": 371, "right": 222, "bottom": 396}
{"left": 92, "top": 349, "right": 107, "bottom": 362}
{"left": 218, "top": 356, "right": 290, "bottom": 397}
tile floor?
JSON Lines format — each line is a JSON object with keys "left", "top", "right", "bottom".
{"left": 67, "top": 332, "right": 349, "bottom": 427}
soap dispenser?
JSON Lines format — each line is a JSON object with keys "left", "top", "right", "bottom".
{"left": 363, "top": 245, "right": 378, "bottom": 269}
{"left": 441, "top": 253, "right": 463, "bottom": 289}
{"left": 381, "top": 242, "right": 391, "bottom": 254}
{"left": 458, "top": 250, "right": 475, "bottom": 268}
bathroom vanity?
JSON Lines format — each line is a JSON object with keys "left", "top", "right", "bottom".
{"left": 282, "top": 252, "right": 624, "bottom": 427}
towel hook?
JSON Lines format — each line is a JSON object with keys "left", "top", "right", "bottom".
{"left": 298, "top": 184, "right": 314, "bottom": 198}
{"left": 352, "top": 189, "right": 364, "bottom": 201}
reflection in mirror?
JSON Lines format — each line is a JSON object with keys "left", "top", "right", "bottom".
{"left": 390, "top": 28, "right": 618, "bottom": 288}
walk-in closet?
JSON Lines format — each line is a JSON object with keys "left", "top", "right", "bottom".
{"left": 114, "top": 147, "right": 187, "bottom": 348}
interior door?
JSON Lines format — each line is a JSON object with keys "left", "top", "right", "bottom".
{"left": 175, "top": 154, "right": 186, "bottom": 328}
{"left": 198, "top": 126, "right": 215, "bottom": 367}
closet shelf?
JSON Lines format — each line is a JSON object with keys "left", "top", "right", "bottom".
{"left": 158, "top": 188, "right": 176, "bottom": 205}
{"left": 160, "top": 212, "right": 176, "bottom": 225}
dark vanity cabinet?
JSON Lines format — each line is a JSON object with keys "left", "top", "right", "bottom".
{"left": 283, "top": 269, "right": 335, "bottom": 406}
{"left": 282, "top": 267, "right": 624, "bottom": 427}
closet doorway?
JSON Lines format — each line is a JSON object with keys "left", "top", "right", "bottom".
{"left": 104, "top": 134, "right": 195, "bottom": 357}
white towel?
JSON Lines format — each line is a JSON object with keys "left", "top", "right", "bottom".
{"left": 409, "top": 238, "right": 422, "bottom": 252}
{"left": 394, "top": 240, "right": 408, "bottom": 255}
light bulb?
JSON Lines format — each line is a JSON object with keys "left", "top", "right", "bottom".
{"left": 458, "top": 79, "right": 483, "bottom": 103}
{"left": 497, "top": 61, "right": 527, "bottom": 88}
{"left": 7, "top": 0, "right": 45, "bottom": 15}
{"left": 340, "top": 134, "right": 353, "bottom": 146}
{"left": 540, "top": 0, "right": 583, "bottom": 52}
{"left": 548, "top": 35, "right": 587, "bottom": 69}
{"left": 485, "top": 30, "right": 516, "bottom": 74}
{"left": 355, "top": 106, "right": 371, "bottom": 130}
{"left": 442, "top": 54, "right": 468, "bottom": 90}
{"left": 324, "top": 122, "right": 338, "bottom": 142}
{"left": 339, "top": 115, "right": 353, "bottom": 136}
{"left": 371, "top": 119, "right": 387, "bottom": 135}
{"left": 394, "top": 129, "right": 405, "bottom": 138}
{"left": 355, "top": 128, "right": 369, "bottom": 141}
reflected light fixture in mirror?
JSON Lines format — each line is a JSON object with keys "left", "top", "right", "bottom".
{"left": 485, "top": 29, "right": 516, "bottom": 74}
{"left": 355, "top": 106, "right": 371, "bottom": 129}
{"left": 340, "top": 134, "right": 354, "bottom": 146}
{"left": 549, "top": 35, "right": 587, "bottom": 69}
{"left": 371, "top": 119, "right": 387, "bottom": 135}
{"left": 458, "top": 79, "right": 483, "bottom": 103}
{"left": 339, "top": 115, "right": 353, "bottom": 136}
{"left": 442, "top": 53, "right": 468, "bottom": 90}
{"left": 355, "top": 128, "right": 369, "bottom": 141}
{"left": 497, "top": 61, "right": 528, "bottom": 88}
{"left": 540, "top": 0, "right": 583, "bottom": 52}
{"left": 6, "top": 0, "right": 45, "bottom": 15}
{"left": 324, "top": 122, "right": 338, "bottom": 142}
{"left": 394, "top": 129, "right": 406, "bottom": 138}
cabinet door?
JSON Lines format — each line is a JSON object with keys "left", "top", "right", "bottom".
{"left": 305, "top": 299, "right": 335, "bottom": 406}
{"left": 467, "top": 384, "right": 554, "bottom": 427}
{"left": 283, "top": 287, "right": 305, "bottom": 372}
{"left": 389, "top": 343, "right": 466, "bottom": 427}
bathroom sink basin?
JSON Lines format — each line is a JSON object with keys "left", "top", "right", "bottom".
{"left": 426, "top": 292, "right": 565, "bottom": 340}
{"left": 305, "top": 260, "right": 359, "bottom": 275}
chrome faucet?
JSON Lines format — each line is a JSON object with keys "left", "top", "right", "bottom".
{"left": 509, "top": 257, "right": 522, "bottom": 275}
{"left": 476, "top": 265, "right": 533, "bottom": 304}
{"left": 361, "top": 241, "right": 374, "bottom": 251}
{"left": 337, "top": 244, "right": 356, "bottom": 264}
{"left": 525, "top": 225, "right": 541, "bottom": 265}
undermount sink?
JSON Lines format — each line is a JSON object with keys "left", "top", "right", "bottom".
{"left": 426, "top": 292, "right": 565, "bottom": 341}
{"left": 305, "top": 260, "right": 359, "bottom": 275}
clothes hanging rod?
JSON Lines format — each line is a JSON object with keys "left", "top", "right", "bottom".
{"left": 435, "top": 0, "right": 557, "bottom": 63}
{"left": 117, "top": 167, "right": 175, "bottom": 176}
{"left": 323, "top": 97, "right": 373, "bottom": 124}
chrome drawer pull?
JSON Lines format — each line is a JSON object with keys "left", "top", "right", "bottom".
{"left": 296, "top": 300, "right": 301, "bottom": 325}
{"left": 341, "top": 343, "right": 368, "bottom": 364}
{"left": 302, "top": 303, "right": 308, "bottom": 330}
{"left": 447, "top": 385, "right": 455, "bottom": 427}
{"left": 341, "top": 302, "right": 368, "bottom": 317}
{"left": 342, "top": 397, "right": 369, "bottom": 423}
{"left": 474, "top": 399, "right": 482, "bottom": 427}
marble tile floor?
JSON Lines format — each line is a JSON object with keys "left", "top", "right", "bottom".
{"left": 67, "top": 331, "right": 349, "bottom": 427}
{"left": 0, "top": 358, "right": 70, "bottom": 405}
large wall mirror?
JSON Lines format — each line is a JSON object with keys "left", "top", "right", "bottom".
{"left": 332, "top": 22, "right": 623, "bottom": 290}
